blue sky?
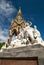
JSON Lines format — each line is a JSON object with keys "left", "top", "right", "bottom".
{"left": 0, "top": 0, "right": 44, "bottom": 42}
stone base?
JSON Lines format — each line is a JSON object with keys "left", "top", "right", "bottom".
{"left": 0, "top": 57, "right": 38, "bottom": 65}
{"left": 0, "top": 46, "right": 44, "bottom": 65}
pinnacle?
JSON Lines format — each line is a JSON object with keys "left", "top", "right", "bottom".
{"left": 18, "top": 7, "right": 22, "bottom": 16}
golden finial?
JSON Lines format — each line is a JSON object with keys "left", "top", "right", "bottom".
{"left": 17, "top": 7, "right": 22, "bottom": 20}
{"left": 18, "top": 7, "right": 22, "bottom": 16}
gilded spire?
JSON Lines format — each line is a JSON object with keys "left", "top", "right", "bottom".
{"left": 17, "top": 7, "right": 22, "bottom": 20}
{"left": 18, "top": 7, "right": 22, "bottom": 16}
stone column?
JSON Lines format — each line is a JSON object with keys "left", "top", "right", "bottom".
{"left": 8, "top": 35, "right": 12, "bottom": 45}
{"left": 8, "top": 30, "right": 12, "bottom": 45}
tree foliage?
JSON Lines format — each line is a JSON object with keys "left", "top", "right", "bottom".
{"left": 0, "top": 42, "right": 5, "bottom": 49}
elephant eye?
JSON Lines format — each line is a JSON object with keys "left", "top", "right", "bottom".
{"left": 34, "top": 36, "right": 37, "bottom": 39}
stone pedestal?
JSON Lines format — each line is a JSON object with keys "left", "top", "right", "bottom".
{"left": 0, "top": 46, "right": 44, "bottom": 65}
{"left": 0, "top": 57, "right": 38, "bottom": 65}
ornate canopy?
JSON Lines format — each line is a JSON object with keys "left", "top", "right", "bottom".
{"left": 9, "top": 8, "right": 26, "bottom": 36}
{"left": 8, "top": 8, "right": 27, "bottom": 44}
